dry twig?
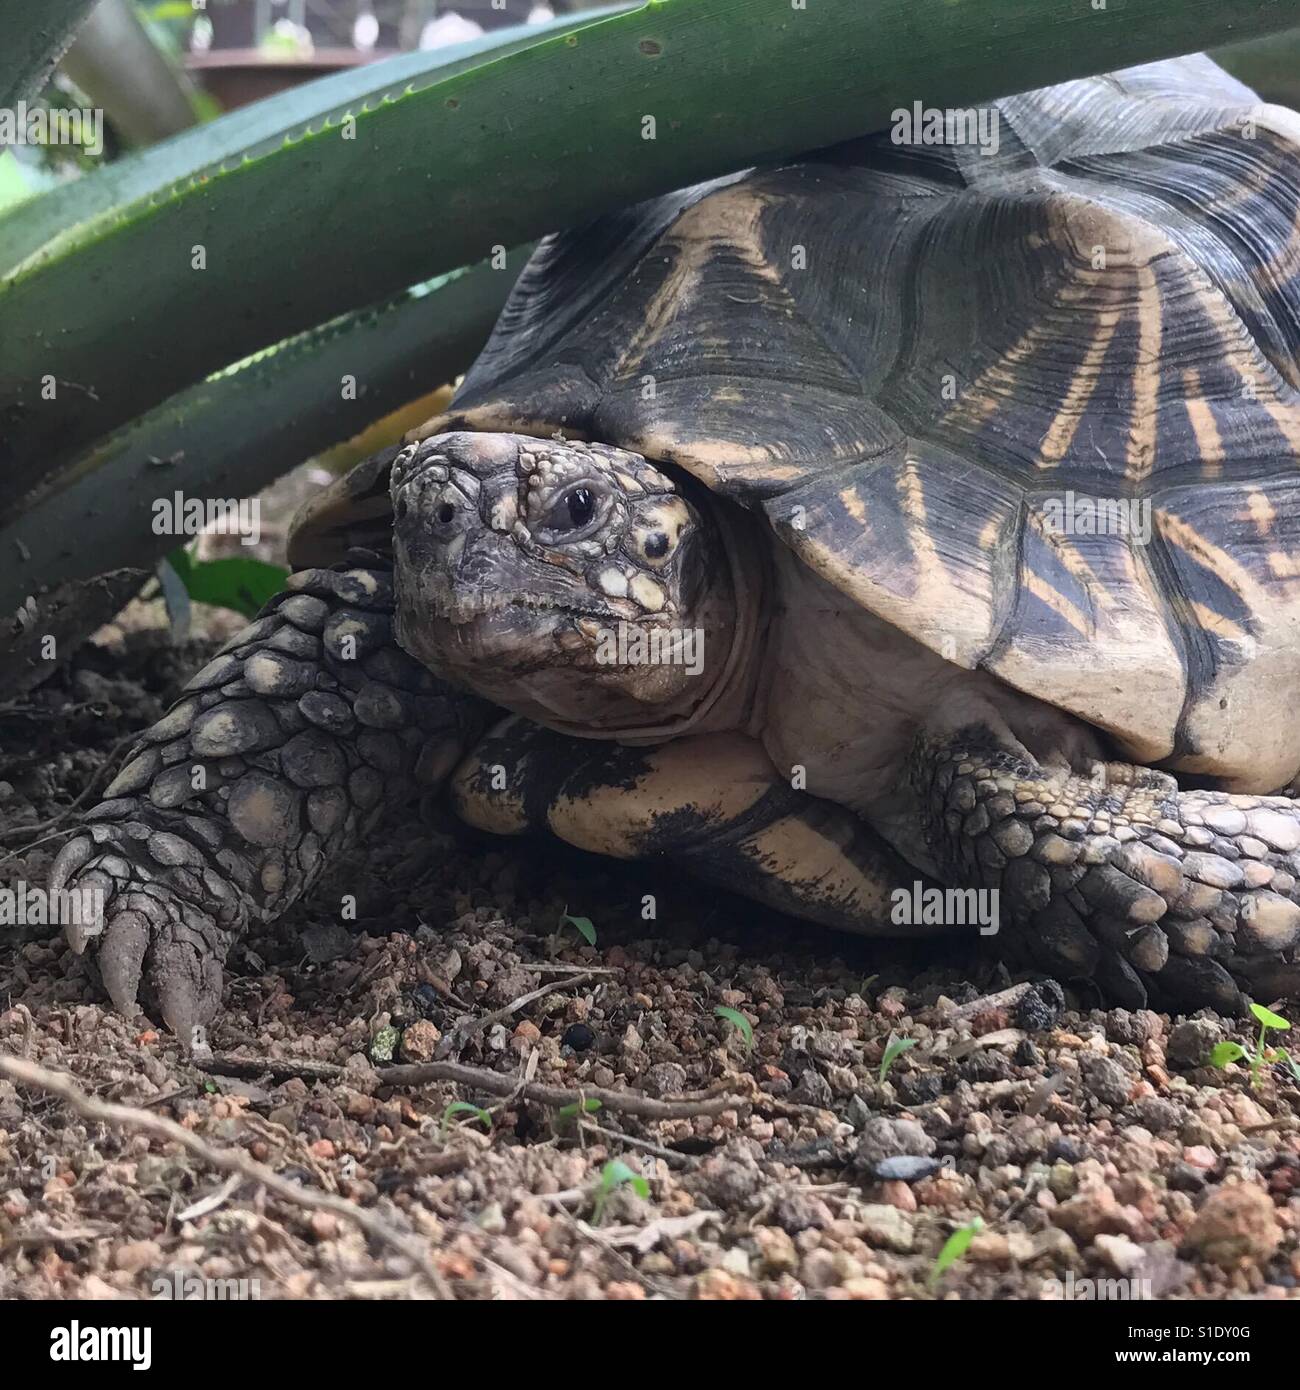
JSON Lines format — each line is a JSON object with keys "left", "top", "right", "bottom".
{"left": 377, "top": 1058, "right": 740, "bottom": 1120}
{"left": 435, "top": 970, "right": 595, "bottom": 1058}
{"left": 201, "top": 1051, "right": 741, "bottom": 1121}
{"left": 0, "top": 1052, "right": 454, "bottom": 1299}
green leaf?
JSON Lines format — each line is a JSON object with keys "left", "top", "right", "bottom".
{"left": 715, "top": 1005, "right": 754, "bottom": 1051}
{"left": 556, "top": 1098, "right": 603, "bottom": 1122}
{"left": 0, "top": 7, "right": 623, "bottom": 277}
{"left": 1210, "top": 1040, "right": 1249, "bottom": 1068}
{"left": 0, "top": 251, "right": 529, "bottom": 620}
{"left": 0, "top": 0, "right": 97, "bottom": 108}
{"left": 590, "top": 1158, "right": 649, "bottom": 1226}
{"left": 1250, "top": 1002, "right": 1290, "bottom": 1031}
{"left": 8, "top": 0, "right": 1300, "bottom": 479}
{"left": 441, "top": 1101, "right": 492, "bottom": 1132}
{"left": 929, "top": 1218, "right": 984, "bottom": 1289}
{"left": 879, "top": 1035, "right": 918, "bottom": 1083}
{"left": 601, "top": 1159, "right": 649, "bottom": 1200}
{"left": 166, "top": 545, "right": 288, "bottom": 619}
{"left": 1213, "top": 28, "right": 1300, "bottom": 107}
{"left": 561, "top": 908, "right": 597, "bottom": 946}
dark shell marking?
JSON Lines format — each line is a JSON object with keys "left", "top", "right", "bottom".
{"left": 407, "top": 54, "right": 1300, "bottom": 788}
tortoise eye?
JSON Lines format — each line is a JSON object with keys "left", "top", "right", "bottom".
{"left": 566, "top": 487, "right": 595, "bottom": 529}
{"left": 533, "top": 480, "right": 609, "bottom": 543}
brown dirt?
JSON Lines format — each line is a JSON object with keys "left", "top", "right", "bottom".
{"left": 2, "top": 606, "right": 1300, "bottom": 1302}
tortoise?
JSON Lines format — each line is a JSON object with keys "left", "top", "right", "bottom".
{"left": 49, "top": 53, "right": 1300, "bottom": 1033}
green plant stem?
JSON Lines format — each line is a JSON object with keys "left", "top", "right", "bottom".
{"left": 60, "top": 0, "right": 198, "bottom": 147}
{"left": 0, "top": 250, "right": 530, "bottom": 618}
{"left": 0, "top": 0, "right": 97, "bottom": 109}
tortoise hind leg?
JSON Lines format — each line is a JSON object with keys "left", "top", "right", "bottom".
{"left": 48, "top": 549, "right": 490, "bottom": 1036}
{"left": 451, "top": 719, "right": 934, "bottom": 937}
{"left": 910, "top": 726, "right": 1300, "bottom": 1013}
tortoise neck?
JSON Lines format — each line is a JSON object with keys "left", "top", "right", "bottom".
{"left": 570, "top": 491, "right": 768, "bottom": 747}
{"left": 707, "top": 496, "right": 770, "bottom": 733}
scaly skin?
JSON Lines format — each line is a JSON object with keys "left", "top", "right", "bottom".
{"left": 48, "top": 550, "right": 488, "bottom": 1036}
{"left": 914, "top": 728, "right": 1300, "bottom": 1013}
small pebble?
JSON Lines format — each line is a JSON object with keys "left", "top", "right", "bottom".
{"left": 873, "top": 1155, "right": 941, "bottom": 1183}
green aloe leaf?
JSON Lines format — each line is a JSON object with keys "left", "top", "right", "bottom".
{"left": 0, "top": 250, "right": 530, "bottom": 618}
{"left": 6, "top": 0, "right": 1299, "bottom": 483}
{"left": 0, "top": 7, "right": 627, "bottom": 276}
{"left": 0, "top": 0, "right": 97, "bottom": 108}
{"left": 1213, "top": 26, "right": 1300, "bottom": 106}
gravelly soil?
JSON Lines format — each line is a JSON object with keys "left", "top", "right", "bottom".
{"left": 3, "top": 609, "right": 1300, "bottom": 1302}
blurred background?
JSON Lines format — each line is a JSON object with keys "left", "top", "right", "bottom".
{"left": 7, "top": 0, "right": 613, "bottom": 183}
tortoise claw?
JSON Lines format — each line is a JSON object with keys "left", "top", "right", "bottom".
{"left": 152, "top": 923, "right": 226, "bottom": 1040}
{"left": 44, "top": 552, "right": 485, "bottom": 1031}
{"left": 98, "top": 908, "right": 150, "bottom": 1019}
{"left": 1094, "top": 947, "right": 1148, "bottom": 1010}
{"left": 50, "top": 828, "right": 233, "bottom": 1031}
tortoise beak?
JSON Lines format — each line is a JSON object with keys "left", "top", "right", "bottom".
{"left": 391, "top": 450, "right": 588, "bottom": 669}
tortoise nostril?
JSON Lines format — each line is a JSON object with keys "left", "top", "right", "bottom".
{"left": 436, "top": 502, "right": 456, "bottom": 525}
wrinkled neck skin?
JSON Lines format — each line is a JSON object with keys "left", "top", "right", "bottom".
{"left": 595, "top": 497, "right": 769, "bottom": 746}
{"left": 472, "top": 496, "right": 769, "bottom": 746}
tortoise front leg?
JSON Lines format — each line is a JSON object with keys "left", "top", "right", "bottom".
{"left": 49, "top": 550, "right": 488, "bottom": 1035}
{"left": 911, "top": 727, "right": 1300, "bottom": 1013}
{"left": 452, "top": 719, "right": 932, "bottom": 936}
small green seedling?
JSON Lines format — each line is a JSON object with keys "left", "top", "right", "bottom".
{"left": 715, "top": 1005, "right": 754, "bottom": 1052}
{"left": 441, "top": 1101, "right": 493, "bottom": 1134}
{"left": 554, "top": 1098, "right": 603, "bottom": 1127}
{"left": 590, "top": 1159, "right": 650, "bottom": 1226}
{"left": 1210, "top": 1002, "right": 1300, "bottom": 1090}
{"left": 879, "top": 1034, "right": 918, "bottom": 1083}
{"left": 929, "top": 1217, "right": 983, "bottom": 1290}
{"left": 560, "top": 906, "right": 597, "bottom": 946}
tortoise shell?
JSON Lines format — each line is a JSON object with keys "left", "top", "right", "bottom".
{"left": 294, "top": 55, "right": 1300, "bottom": 791}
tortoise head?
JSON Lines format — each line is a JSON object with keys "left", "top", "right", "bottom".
{"left": 390, "top": 431, "right": 742, "bottom": 734}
